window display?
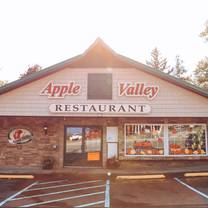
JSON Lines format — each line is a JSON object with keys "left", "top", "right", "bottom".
{"left": 168, "top": 124, "right": 206, "bottom": 155}
{"left": 126, "top": 124, "right": 164, "bottom": 155}
{"left": 125, "top": 123, "right": 207, "bottom": 156}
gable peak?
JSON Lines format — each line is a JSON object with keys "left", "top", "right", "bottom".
{"left": 83, "top": 37, "right": 116, "bottom": 55}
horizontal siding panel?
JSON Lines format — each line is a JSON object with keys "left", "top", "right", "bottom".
{"left": 0, "top": 67, "right": 208, "bottom": 117}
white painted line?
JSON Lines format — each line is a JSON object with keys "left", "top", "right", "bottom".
{"left": 75, "top": 200, "right": 105, "bottom": 207}
{"left": 37, "top": 179, "right": 69, "bottom": 185}
{"left": 11, "top": 184, "right": 105, "bottom": 201}
{"left": 174, "top": 178, "right": 208, "bottom": 199}
{"left": 21, "top": 191, "right": 105, "bottom": 207}
{"left": 184, "top": 172, "right": 208, "bottom": 177}
{"left": 105, "top": 180, "right": 110, "bottom": 208}
{"left": 25, "top": 180, "right": 102, "bottom": 192}
{"left": 0, "top": 181, "right": 38, "bottom": 207}
{"left": 116, "top": 174, "right": 165, "bottom": 180}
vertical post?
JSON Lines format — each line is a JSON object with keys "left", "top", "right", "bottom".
{"left": 105, "top": 172, "right": 111, "bottom": 208}
{"left": 164, "top": 124, "right": 169, "bottom": 156}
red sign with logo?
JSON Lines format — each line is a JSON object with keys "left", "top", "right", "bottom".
{"left": 8, "top": 128, "right": 33, "bottom": 144}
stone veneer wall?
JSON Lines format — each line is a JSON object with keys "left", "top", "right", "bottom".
{"left": 0, "top": 116, "right": 208, "bottom": 170}
{"left": 0, "top": 116, "right": 118, "bottom": 169}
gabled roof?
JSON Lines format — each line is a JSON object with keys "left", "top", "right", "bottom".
{"left": 0, "top": 38, "right": 207, "bottom": 98}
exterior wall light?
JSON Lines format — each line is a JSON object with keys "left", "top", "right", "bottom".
{"left": 43, "top": 125, "right": 48, "bottom": 135}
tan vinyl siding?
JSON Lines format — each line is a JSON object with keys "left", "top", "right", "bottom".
{"left": 0, "top": 67, "right": 208, "bottom": 117}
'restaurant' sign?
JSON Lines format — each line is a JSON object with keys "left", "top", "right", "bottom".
{"left": 49, "top": 104, "right": 151, "bottom": 114}
{"left": 118, "top": 82, "right": 159, "bottom": 100}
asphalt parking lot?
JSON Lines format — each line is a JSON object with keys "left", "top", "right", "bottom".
{"left": 111, "top": 176, "right": 208, "bottom": 208}
{"left": 0, "top": 175, "right": 208, "bottom": 207}
{"left": 0, "top": 177, "right": 109, "bottom": 207}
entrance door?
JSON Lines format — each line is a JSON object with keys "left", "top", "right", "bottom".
{"left": 64, "top": 126, "right": 102, "bottom": 166}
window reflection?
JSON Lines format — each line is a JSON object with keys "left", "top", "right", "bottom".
{"left": 66, "top": 127, "right": 82, "bottom": 153}
{"left": 85, "top": 127, "right": 101, "bottom": 152}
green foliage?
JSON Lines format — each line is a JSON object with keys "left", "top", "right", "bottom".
{"left": 168, "top": 55, "right": 187, "bottom": 79}
{"left": 146, "top": 47, "right": 170, "bottom": 72}
{"left": 194, "top": 57, "right": 208, "bottom": 90}
{"left": 146, "top": 48, "right": 192, "bottom": 83}
{"left": 19, "top": 64, "right": 42, "bottom": 79}
{"left": 0, "top": 80, "right": 8, "bottom": 87}
{"left": 200, "top": 21, "right": 208, "bottom": 42}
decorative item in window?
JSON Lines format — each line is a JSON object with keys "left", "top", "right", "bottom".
{"left": 126, "top": 124, "right": 164, "bottom": 156}
{"left": 8, "top": 128, "right": 33, "bottom": 144}
{"left": 168, "top": 124, "right": 206, "bottom": 155}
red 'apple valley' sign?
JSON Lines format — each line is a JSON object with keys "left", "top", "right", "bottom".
{"left": 40, "top": 81, "right": 81, "bottom": 98}
{"left": 118, "top": 82, "right": 159, "bottom": 100}
{"left": 40, "top": 81, "right": 159, "bottom": 100}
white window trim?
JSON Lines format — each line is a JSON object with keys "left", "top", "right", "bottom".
{"left": 124, "top": 123, "right": 208, "bottom": 157}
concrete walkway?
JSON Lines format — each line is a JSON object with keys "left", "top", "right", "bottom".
{"left": 0, "top": 160, "right": 208, "bottom": 177}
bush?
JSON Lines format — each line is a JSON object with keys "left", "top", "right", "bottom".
{"left": 106, "top": 157, "right": 120, "bottom": 169}
{"left": 42, "top": 157, "right": 54, "bottom": 169}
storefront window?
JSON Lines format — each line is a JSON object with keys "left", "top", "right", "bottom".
{"left": 85, "top": 127, "right": 102, "bottom": 152}
{"left": 168, "top": 124, "right": 206, "bottom": 155}
{"left": 66, "top": 127, "right": 82, "bottom": 153}
{"left": 126, "top": 124, "right": 164, "bottom": 155}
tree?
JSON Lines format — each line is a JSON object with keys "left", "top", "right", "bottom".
{"left": 193, "top": 21, "right": 208, "bottom": 90}
{"left": 200, "top": 21, "right": 208, "bottom": 41}
{"left": 0, "top": 80, "right": 8, "bottom": 87}
{"left": 0, "top": 68, "right": 8, "bottom": 87}
{"left": 146, "top": 47, "right": 170, "bottom": 72}
{"left": 168, "top": 55, "right": 187, "bottom": 79}
{"left": 20, "top": 64, "right": 42, "bottom": 79}
{"left": 193, "top": 57, "right": 208, "bottom": 90}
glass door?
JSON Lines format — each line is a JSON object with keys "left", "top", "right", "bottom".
{"left": 64, "top": 126, "right": 102, "bottom": 166}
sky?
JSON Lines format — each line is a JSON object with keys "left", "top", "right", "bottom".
{"left": 0, "top": 0, "right": 207, "bottom": 82}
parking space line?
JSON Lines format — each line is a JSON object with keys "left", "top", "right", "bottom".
{"left": 21, "top": 191, "right": 105, "bottom": 207}
{"left": 174, "top": 178, "right": 208, "bottom": 199}
{"left": 74, "top": 200, "right": 105, "bottom": 207}
{"left": 37, "top": 179, "right": 69, "bottom": 185}
{"left": 11, "top": 184, "right": 106, "bottom": 201}
{"left": 0, "top": 181, "right": 38, "bottom": 207}
{"left": 104, "top": 180, "right": 110, "bottom": 208}
{"left": 25, "top": 180, "right": 102, "bottom": 191}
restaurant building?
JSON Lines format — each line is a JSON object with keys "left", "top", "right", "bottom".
{"left": 0, "top": 38, "right": 208, "bottom": 169}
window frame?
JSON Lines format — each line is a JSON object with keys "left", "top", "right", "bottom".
{"left": 167, "top": 123, "right": 208, "bottom": 157}
{"left": 124, "top": 123, "right": 208, "bottom": 157}
{"left": 124, "top": 123, "right": 166, "bottom": 157}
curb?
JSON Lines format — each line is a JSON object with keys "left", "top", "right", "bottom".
{"left": 116, "top": 174, "right": 166, "bottom": 180}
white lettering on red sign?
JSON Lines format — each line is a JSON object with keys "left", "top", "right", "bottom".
{"left": 118, "top": 82, "right": 159, "bottom": 100}
{"left": 40, "top": 81, "right": 81, "bottom": 98}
